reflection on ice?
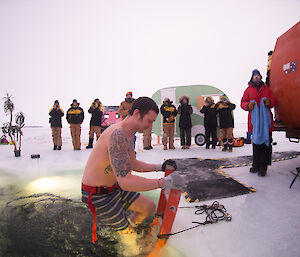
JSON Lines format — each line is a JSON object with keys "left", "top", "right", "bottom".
{"left": 25, "top": 175, "right": 82, "bottom": 199}
{"left": 27, "top": 176, "right": 64, "bottom": 192}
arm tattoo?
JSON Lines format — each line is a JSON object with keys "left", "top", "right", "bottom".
{"left": 109, "top": 129, "right": 132, "bottom": 177}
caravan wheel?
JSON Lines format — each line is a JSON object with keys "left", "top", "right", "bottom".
{"left": 195, "top": 133, "right": 205, "bottom": 146}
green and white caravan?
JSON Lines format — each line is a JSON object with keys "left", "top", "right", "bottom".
{"left": 151, "top": 85, "right": 228, "bottom": 146}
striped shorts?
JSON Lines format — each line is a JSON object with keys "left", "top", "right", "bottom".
{"left": 82, "top": 188, "right": 140, "bottom": 231}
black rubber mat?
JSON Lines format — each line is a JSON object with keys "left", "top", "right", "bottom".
{"left": 175, "top": 151, "right": 300, "bottom": 203}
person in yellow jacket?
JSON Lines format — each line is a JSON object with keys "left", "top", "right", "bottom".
{"left": 118, "top": 92, "right": 135, "bottom": 120}
{"left": 86, "top": 99, "right": 103, "bottom": 149}
{"left": 160, "top": 97, "right": 177, "bottom": 150}
{"left": 119, "top": 92, "right": 137, "bottom": 149}
{"left": 49, "top": 100, "right": 64, "bottom": 150}
{"left": 66, "top": 99, "right": 84, "bottom": 150}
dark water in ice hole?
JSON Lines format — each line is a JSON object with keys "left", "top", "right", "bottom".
{"left": 0, "top": 172, "right": 159, "bottom": 257}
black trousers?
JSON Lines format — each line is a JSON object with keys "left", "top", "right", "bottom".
{"left": 180, "top": 127, "right": 191, "bottom": 146}
{"left": 252, "top": 134, "right": 272, "bottom": 171}
{"left": 205, "top": 127, "right": 217, "bottom": 147}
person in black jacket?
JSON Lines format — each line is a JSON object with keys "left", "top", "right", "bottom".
{"left": 49, "top": 100, "right": 64, "bottom": 150}
{"left": 160, "top": 98, "right": 177, "bottom": 150}
{"left": 178, "top": 95, "right": 193, "bottom": 149}
{"left": 66, "top": 99, "right": 84, "bottom": 150}
{"left": 215, "top": 95, "right": 236, "bottom": 152}
{"left": 200, "top": 96, "right": 217, "bottom": 149}
{"left": 86, "top": 98, "right": 103, "bottom": 149}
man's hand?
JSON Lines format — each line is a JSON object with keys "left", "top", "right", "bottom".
{"left": 162, "top": 171, "right": 186, "bottom": 191}
{"left": 248, "top": 101, "right": 255, "bottom": 111}
{"left": 263, "top": 98, "right": 270, "bottom": 107}
{"left": 160, "top": 159, "right": 177, "bottom": 172}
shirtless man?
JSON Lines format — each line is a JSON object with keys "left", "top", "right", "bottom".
{"left": 81, "top": 97, "right": 185, "bottom": 255}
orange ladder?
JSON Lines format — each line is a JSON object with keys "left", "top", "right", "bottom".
{"left": 147, "top": 168, "right": 182, "bottom": 257}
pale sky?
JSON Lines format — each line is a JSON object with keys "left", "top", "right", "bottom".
{"left": 0, "top": 0, "right": 299, "bottom": 127}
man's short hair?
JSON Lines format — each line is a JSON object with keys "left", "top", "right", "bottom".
{"left": 128, "top": 97, "right": 159, "bottom": 118}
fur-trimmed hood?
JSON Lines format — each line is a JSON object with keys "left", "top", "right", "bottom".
{"left": 179, "top": 95, "right": 190, "bottom": 104}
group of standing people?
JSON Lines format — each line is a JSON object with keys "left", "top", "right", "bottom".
{"left": 49, "top": 67, "right": 276, "bottom": 179}
{"left": 49, "top": 98, "right": 103, "bottom": 151}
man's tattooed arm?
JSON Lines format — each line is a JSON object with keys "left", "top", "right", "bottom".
{"left": 109, "top": 129, "right": 132, "bottom": 177}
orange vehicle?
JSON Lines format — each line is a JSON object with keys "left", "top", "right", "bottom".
{"left": 270, "top": 22, "right": 300, "bottom": 141}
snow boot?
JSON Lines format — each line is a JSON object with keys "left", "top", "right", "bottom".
{"left": 258, "top": 166, "right": 268, "bottom": 177}
{"left": 250, "top": 167, "right": 258, "bottom": 173}
{"left": 57, "top": 146, "right": 61, "bottom": 150}
{"left": 222, "top": 139, "right": 228, "bottom": 151}
{"left": 53, "top": 145, "right": 57, "bottom": 150}
{"left": 228, "top": 139, "right": 233, "bottom": 152}
{"left": 86, "top": 138, "right": 93, "bottom": 149}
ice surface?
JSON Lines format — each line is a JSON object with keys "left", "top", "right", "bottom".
{"left": 1, "top": 124, "right": 300, "bottom": 257}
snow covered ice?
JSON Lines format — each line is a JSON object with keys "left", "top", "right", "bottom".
{"left": 1, "top": 123, "right": 300, "bottom": 257}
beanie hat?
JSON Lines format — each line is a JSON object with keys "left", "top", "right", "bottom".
{"left": 126, "top": 91, "right": 133, "bottom": 97}
{"left": 72, "top": 99, "right": 79, "bottom": 106}
{"left": 220, "top": 95, "right": 228, "bottom": 101}
{"left": 252, "top": 69, "right": 262, "bottom": 77}
{"left": 54, "top": 100, "right": 59, "bottom": 105}
{"left": 205, "top": 96, "right": 213, "bottom": 103}
{"left": 163, "top": 97, "right": 170, "bottom": 102}
{"left": 250, "top": 69, "right": 262, "bottom": 82}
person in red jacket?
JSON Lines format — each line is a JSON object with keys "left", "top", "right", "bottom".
{"left": 241, "top": 69, "right": 276, "bottom": 176}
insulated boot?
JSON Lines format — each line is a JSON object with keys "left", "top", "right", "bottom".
{"left": 249, "top": 167, "right": 258, "bottom": 173}
{"left": 228, "top": 139, "right": 233, "bottom": 152}
{"left": 57, "top": 146, "right": 61, "bottom": 150}
{"left": 86, "top": 138, "right": 94, "bottom": 149}
{"left": 222, "top": 139, "right": 228, "bottom": 151}
{"left": 53, "top": 145, "right": 57, "bottom": 150}
{"left": 258, "top": 166, "right": 268, "bottom": 177}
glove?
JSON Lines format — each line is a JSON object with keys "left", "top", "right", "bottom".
{"left": 158, "top": 159, "right": 177, "bottom": 172}
{"left": 162, "top": 171, "right": 186, "bottom": 191}
{"left": 248, "top": 101, "right": 255, "bottom": 111}
{"left": 168, "top": 116, "right": 174, "bottom": 122}
{"left": 263, "top": 98, "right": 270, "bottom": 107}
